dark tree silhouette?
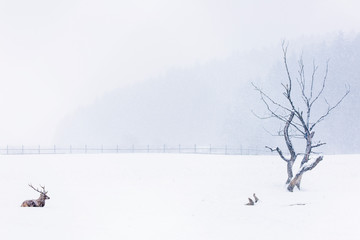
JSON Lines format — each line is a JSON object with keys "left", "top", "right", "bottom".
{"left": 253, "top": 42, "right": 350, "bottom": 191}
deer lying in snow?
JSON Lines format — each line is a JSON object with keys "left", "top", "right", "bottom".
{"left": 21, "top": 184, "right": 50, "bottom": 207}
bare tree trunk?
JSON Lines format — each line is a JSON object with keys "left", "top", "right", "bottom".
{"left": 301, "top": 132, "right": 315, "bottom": 166}
{"left": 284, "top": 112, "right": 296, "bottom": 184}
{"left": 287, "top": 156, "right": 323, "bottom": 192}
{"left": 266, "top": 112, "right": 298, "bottom": 184}
{"left": 286, "top": 160, "right": 294, "bottom": 184}
{"left": 293, "top": 131, "right": 314, "bottom": 190}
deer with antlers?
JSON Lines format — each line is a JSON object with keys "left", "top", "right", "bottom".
{"left": 21, "top": 184, "right": 50, "bottom": 207}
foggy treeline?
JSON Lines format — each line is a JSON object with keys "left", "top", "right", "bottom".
{"left": 55, "top": 34, "right": 360, "bottom": 154}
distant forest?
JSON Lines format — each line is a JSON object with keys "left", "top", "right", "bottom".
{"left": 56, "top": 34, "right": 360, "bottom": 154}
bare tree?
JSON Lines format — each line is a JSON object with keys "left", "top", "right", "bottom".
{"left": 253, "top": 42, "right": 350, "bottom": 192}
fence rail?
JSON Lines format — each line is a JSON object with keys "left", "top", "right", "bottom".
{"left": 0, "top": 144, "right": 273, "bottom": 155}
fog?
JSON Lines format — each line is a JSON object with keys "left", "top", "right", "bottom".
{"left": 55, "top": 35, "right": 360, "bottom": 153}
{"left": 1, "top": 1, "right": 360, "bottom": 153}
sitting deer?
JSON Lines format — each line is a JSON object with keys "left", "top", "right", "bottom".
{"left": 21, "top": 184, "right": 50, "bottom": 207}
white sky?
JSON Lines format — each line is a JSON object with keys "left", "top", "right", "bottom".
{"left": 0, "top": 0, "right": 359, "bottom": 145}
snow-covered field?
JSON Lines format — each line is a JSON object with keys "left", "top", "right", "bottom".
{"left": 0, "top": 153, "right": 359, "bottom": 240}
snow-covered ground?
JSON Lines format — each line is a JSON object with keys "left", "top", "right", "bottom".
{"left": 0, "top": 153, "right": 359, "bottom": 240}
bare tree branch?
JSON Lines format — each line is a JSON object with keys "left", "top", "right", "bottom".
{"left": 310, "top": 86, "right": 350, "bottom": 131}
{"left": 252, "top": 82, "right": 305, "bottom": 134}
{"left": 310, "top": 60, "right": 319, "bottom": 101}
{"left": 310, "top": 59, "right": 329, "bottom": 108}
{"left": 266, "top": 146, "right": 289, "bottom": 162}
{"left": 252, "top": 82, "right": 292, "bottom": 113}
{"left": 282, "top": 41, "right": 293, "bottom": 95}
{"left": 312, "top": 142, "right": 326, "bottom": 149}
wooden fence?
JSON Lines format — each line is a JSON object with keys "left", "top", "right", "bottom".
{"left": 0, "top": 144, "right": 272, "bottom": 155}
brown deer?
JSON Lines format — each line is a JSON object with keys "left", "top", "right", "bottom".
{"left": 21, "top": 184, "right": 50, "bottom": 207}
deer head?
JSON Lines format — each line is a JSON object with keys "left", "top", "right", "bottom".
{"left": 29, "top": 184, "right": 50, "bottom": 200}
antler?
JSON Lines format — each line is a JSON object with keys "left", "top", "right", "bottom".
{"left": 40, "top": 185, "right": 48, "bottom": 194}
{"left": 29, "top": 184, "right": 47, "bottom": 194}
